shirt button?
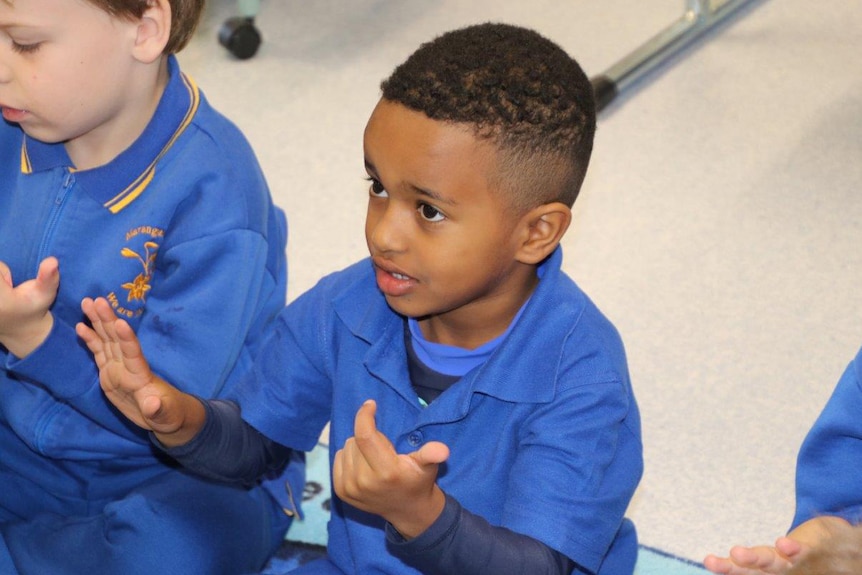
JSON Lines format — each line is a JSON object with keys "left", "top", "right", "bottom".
{"left": 407, "top": 432, "right": 423, "bottom": 447}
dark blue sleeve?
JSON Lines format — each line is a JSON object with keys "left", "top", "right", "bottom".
{"left": 385, "top": 494, "right": 575, "bottom": 575}
{"left": 159, "top": 398, "right": 291, "bottom": 486}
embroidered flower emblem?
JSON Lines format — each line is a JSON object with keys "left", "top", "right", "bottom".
{"left": 122, "top": 273, "right": 152, "bottom": 301}
{"left": 120, "top": 241, "right": 159, "bottom": 302}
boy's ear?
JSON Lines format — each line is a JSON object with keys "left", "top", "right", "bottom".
{"left": 515, "top": 202, "right": 572, "bottom": 265}
{"left": 131, "top": 0, "right": 171, "bottom": 63}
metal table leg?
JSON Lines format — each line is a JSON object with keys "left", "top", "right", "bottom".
{"left": 591, "top": 0, "right": 760, "bottom": 112}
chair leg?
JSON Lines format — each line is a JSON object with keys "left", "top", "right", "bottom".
{"left": 219, "top": 0, "right": 263, "bottom": 59}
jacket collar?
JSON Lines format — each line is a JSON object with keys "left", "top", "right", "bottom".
{"left": 20, "top": 55, "right": 200, "bottom": 214}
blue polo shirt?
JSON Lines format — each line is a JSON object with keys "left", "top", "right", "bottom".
{"left": 233, "top": 247, "right": 643, "bottom": 574}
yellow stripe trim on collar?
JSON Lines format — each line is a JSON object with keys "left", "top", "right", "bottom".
{"left": 20, "top": 141, "right": 32, "bottom": 174}
{"left": 105, "top": 74, "right": 201, "bottom": 214}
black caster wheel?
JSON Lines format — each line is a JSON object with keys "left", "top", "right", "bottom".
{"left": 218, "top": 17, "right": 262, "bottom": 60}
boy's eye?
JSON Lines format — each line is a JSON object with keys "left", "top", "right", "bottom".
{"left": 367, "top": 178, "right": 388, "bottom": 198}
{"left": 11, "top": 41, "right": 41, "bottom": 54}
{"left": 418, "top": 203, "right": 445, "bottom": 222}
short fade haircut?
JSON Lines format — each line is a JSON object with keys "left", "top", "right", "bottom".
{"left": 381, "top": 22, "right": 596, "bottom": 212}
{"left": 0, "top": 0, "right": 206, "bottom": 53}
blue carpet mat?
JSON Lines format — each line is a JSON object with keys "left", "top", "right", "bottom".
{"left": 264, "top": 444, "right": 707, "bottom": 574}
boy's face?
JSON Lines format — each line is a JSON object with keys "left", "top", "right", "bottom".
{"left": 364, "top": 99, "right": 536, "bottom": 347}
{"left": 0, "top": 0, "right": 144, "bottom": 153}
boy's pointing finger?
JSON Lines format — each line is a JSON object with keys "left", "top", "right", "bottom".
{"left": 353, "top": 399, "right": 378, "bottom": 439}
{"left": 352, "top": 400, "right": 395, "bottom": 471}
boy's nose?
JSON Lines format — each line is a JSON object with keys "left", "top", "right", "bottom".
{"left": 368, "top": 205, "right": 408, "bottom": 254}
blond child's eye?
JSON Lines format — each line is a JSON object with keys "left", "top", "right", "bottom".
{"left": 418, "top": 203, "right": 445, "bottom": 222}
{"left": 11, "top": 41, "right": 41, "bottom": 54}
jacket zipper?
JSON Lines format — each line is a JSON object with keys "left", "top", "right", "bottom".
{"left": 36, "top": 170, "right": 75, "bottom": 265}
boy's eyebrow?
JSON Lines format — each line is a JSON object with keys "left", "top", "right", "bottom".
{"left": 364, "top": 158, "right": 457, "bottom": 206}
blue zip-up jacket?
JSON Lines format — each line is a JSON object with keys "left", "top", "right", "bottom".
{"left": 0, "top": 56, "right": 298, "bottom": 512}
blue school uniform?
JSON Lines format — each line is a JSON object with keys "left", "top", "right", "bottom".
{"left": 0, "top": 56, "right": 299, "bottom": 573}
{"left": 234, "top": 247, "right": 643, "bottom": 574}
{"left": 793, "top": 345, "right": 862, "bottom": 528}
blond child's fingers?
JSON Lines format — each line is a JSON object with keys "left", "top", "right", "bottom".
{"left": 35, "top": 257, "right": 60, "bottom": 294}
{"left": 0, "top": 260, "right": 12, "bottom": 286}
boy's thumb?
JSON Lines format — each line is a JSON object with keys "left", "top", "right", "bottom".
{"left": 412, "top": 441, "right": 450, "bottom": 468}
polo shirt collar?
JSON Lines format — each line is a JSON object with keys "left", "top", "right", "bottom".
{"left": 460, "top": 247, "right": 575, "bottom": 404}
{"left": 20, "top": 55, "right": 200, "bottom": 214}
{"left": 336, "top": 247, "right": 578, "bottom": 406}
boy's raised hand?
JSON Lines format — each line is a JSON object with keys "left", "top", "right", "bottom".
{"left": 76, "top": 297, "right": 205, "bottom": 447}
{"left": 0, "top": 257, "right": 60, "bottom": 358}
{"left": 333, "top": 400, "right": 450, "bottom": 539}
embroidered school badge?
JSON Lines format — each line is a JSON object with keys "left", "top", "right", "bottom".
{"left": 107, "top": 226, "right": 165, "bottom": 318}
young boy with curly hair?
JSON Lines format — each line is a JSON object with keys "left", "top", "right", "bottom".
{"left": 79, "top": 23, "right": 643, "bottom": 574}
{"left": 0, "top": 0, "right": 300, "bottom": 572}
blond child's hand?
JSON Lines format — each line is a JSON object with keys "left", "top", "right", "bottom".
{"left": 76, "top": 297, "right": 205, "bottom": 447}
{"left": 0, "top": 257, "right": 59, "bottom": 358}
{"left": 333, "top": 400, "right": 450, "bottom": 539}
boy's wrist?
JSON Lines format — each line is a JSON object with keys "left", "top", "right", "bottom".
{"left": 387, "top": 485, "right": 447, "bottom": 540}
{"left": 153, "top": 393, "right": 207, "bottom": 448}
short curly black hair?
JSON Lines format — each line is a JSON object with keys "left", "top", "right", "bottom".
{"left": 381, "top": 22, "right": 596, "bottom": 211}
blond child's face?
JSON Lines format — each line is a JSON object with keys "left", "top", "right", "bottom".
{"left": 0, "top": 0, "right": 147, "bottom": 160}
{"left": 363, "top": 99, "right": 536, "bottom": 348}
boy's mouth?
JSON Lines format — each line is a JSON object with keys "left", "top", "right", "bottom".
{"left": 372, "top": 259, "right": 417, "bottom": 297}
